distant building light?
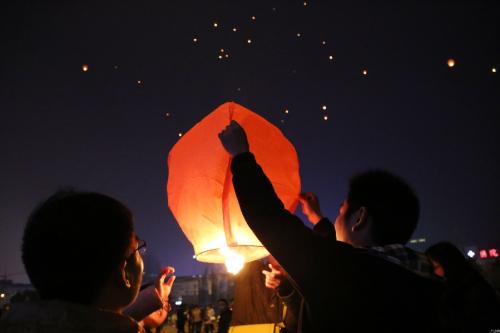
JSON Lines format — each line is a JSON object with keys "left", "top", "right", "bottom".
{"left": 467, "top": 250, "right": 476, "bottom": 258}
{"left": 489, "top": 249, "right": 499, "bottom": 258}
{"left": 479, "top": 250, "right": 488, "bottom": 259}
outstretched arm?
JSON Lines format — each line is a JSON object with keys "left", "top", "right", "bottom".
{"left": 218, "top": 121, "right": 352, "bottom": 301}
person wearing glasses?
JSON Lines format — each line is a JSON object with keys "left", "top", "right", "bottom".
{"left": 0, "top": 190, "right": 175, "bottom": 333}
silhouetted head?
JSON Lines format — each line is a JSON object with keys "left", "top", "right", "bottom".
{"left": 22, "top": 190, "right": 144, "bottom": 312}
{"left": 425, "top": 241, "right": 473, "bottom": 280}
{"left": 335, "top": 170, "right": 420, "bottom": 247}
{"left": 216, "top": 298, "right": 229, "bottom": 313}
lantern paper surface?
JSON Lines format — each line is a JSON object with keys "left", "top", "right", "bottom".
{"left": 167, "top": 102, "right": 301, "bottom": 264}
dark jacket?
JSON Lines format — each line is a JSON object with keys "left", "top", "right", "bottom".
{"left": 439, "top": 269, "right": 500, "bottom": 332}
{"left": 218, "top": 309, "right": 232, "bottom": 333}
{"left": 0, "top": 300, "right": 144, "bottom": 333}
{"left": 231, "top": 260, "right": 282, "bottom": 326}
{"left": 231, "top": 153, "right": 444, "bottom": 333}
{"left": 278, "top": 218, "right": 335, "bottom": 333}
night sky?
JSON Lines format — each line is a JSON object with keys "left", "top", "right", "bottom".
{"left": 1, "top": 0, "right": 499, "bottom": 283}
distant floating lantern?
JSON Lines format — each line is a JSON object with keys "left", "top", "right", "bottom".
{"left": 362, "top": 69, "right": 368, "bottom": 75}
{"left": 329, "top": 55, "right": 334, "bottom": 60}
{"left": 447, "top": 58, "right": 455, "bottom": 68}
{"left": 284, "top": 109, "right": 289, "bottom": 114}
{"left": 251, "top": 16, "right": 256, "bottom": 20}
{"left": 322, "top": 41, "right": 326, "bottom": 45}
{"left": 247, "top": 39, "right": 252, "bottom": 44}
{"left": 213, "top": 22, "right": 219, "bottom": 27}
{"left": 297, "top": 33, "right": 302, "bottom": 37}
{"left": 193, "top": 37, "right": 198, "bottom": 42}
{"left": 492, "top": 67, "right": 497, "bottom": 73}
{"left": 323, "top": 115, "right": 328, "bottom": 120}
{"left": 178, "top": 132, "right": 183, "bottom": 137}
{"left": 167, "top": 102, "right": 301, "bottom": 274}
{"left": 82, "top": 64, "right": 89, "bottom": 72}
{"left": 322, "top": 105, "right": 327, "bottom": 110}
{"left": 233, "top": 27, "right": 238, "bottom": 32}
{"left": 137, "top": 80, "right": 143, "bottom": 84}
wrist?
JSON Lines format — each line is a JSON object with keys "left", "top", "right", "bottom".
{"left": 309, "top": 213, "right": 323, "bottom": 225}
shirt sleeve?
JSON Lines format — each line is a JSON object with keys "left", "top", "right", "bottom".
{"left": 231, "top": 152, "right": 354, "bottom": 302}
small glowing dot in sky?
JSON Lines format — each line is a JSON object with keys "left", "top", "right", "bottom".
{"left": 213, "top": 22, "right": 218, "bottom": 28}
{"left": 178, "top": 132, "right": 183, "bottom": 137}
{"left": 297, "top": 33, "right": 302, "bottom": 37}
{"left": 447, "top": 58, "right": 455, "bottom": 68}
{"left": 82, "top": 64, "right": 89, "bottom": 72}
{"left": 251, "top": 16, "right": 256, "bottom": 20}
{"left": 492, "top": 67, "right": 497, "bottom": 73}
{"left": 165, "top": 112, "right": 171, "bottom": 117}
{"left": 322, "top": 41, "right": 326, "bottom": 45}
{"left": 329, "top": 55, "right": 333, "bottom": 60}
{"left": 137, "top": 80, "right": 143, "bottom": 84}
{"left": 225, "top": 54, "right": 229, "bottom": 58}
{"left": 303, "top": 1, "right": 308, "bottom": 6}
{"left": 220, "top": 48, "right": 225, "bottom": 53}
{"left": 322, "top": 105, "right": 327, "bottom": 110}
{"left": 218, "top": 55, "right": 223, "bottom": 59}
{"left": 362, "top": 69, "right": 368, "bottom": 75}
{"left": 233, "top": 27, "right": 237, "bottom": 32}
{"left": 323, "top": 115, "right": 328, "bottom": 121}
{"left": 247, "top": 39, "right": 252, "bottom": 44}
{"left": 285, "top": 109, "right": 289, "bottom": 114}
{"left": 193, "top": 37, "right": 198, "bottom": 42}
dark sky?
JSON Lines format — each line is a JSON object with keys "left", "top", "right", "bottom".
{"left": 1, "top": 0, "right": 499, "bottom": 283}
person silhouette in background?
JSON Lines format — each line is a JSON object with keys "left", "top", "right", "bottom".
{"left": 426, "top": 241, "right": 500, "bottom": 332}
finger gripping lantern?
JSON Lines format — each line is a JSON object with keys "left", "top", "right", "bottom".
{"left": 167, "top": 102, "right": 301, "bottom": 274}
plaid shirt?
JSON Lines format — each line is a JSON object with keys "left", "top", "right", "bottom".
{"left": 368, "top": 244, "right": 438, "bottom": 279}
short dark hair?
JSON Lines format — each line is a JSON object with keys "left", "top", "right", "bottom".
{"left": 346, "top": 170, "right": 419, "bottom": 245}
{"left": 425, "top": 242, "right": 476, "bottom": 281}
{"left": 217, "top": 298, "right": 229, "bottom": 306}
{"left": 22, "top": 190, "right": 134, "bottom": 304}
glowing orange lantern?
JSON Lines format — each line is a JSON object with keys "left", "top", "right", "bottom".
{"left": 167, "top": 102, "right": 301, "bottom": 273}
{"left": 447, "top": 58, "right": 455, "bottom": 68}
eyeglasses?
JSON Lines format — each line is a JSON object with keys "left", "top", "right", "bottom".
{"left": 126, "top": 239, "right": 147, "bottom": 261}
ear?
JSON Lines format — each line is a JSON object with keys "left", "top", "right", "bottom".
{"left": 351, "top": 206, "right": 369, "bottom": 232}
{"left": 120, "top": 260, "right": 132, "bottom": 288}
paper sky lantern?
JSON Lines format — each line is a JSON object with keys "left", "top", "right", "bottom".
{"left": 447, "top": 58, "right": 455, "bottom": 68}
{"left": 167, "top": 102, "right": 301, "bottom": 273}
